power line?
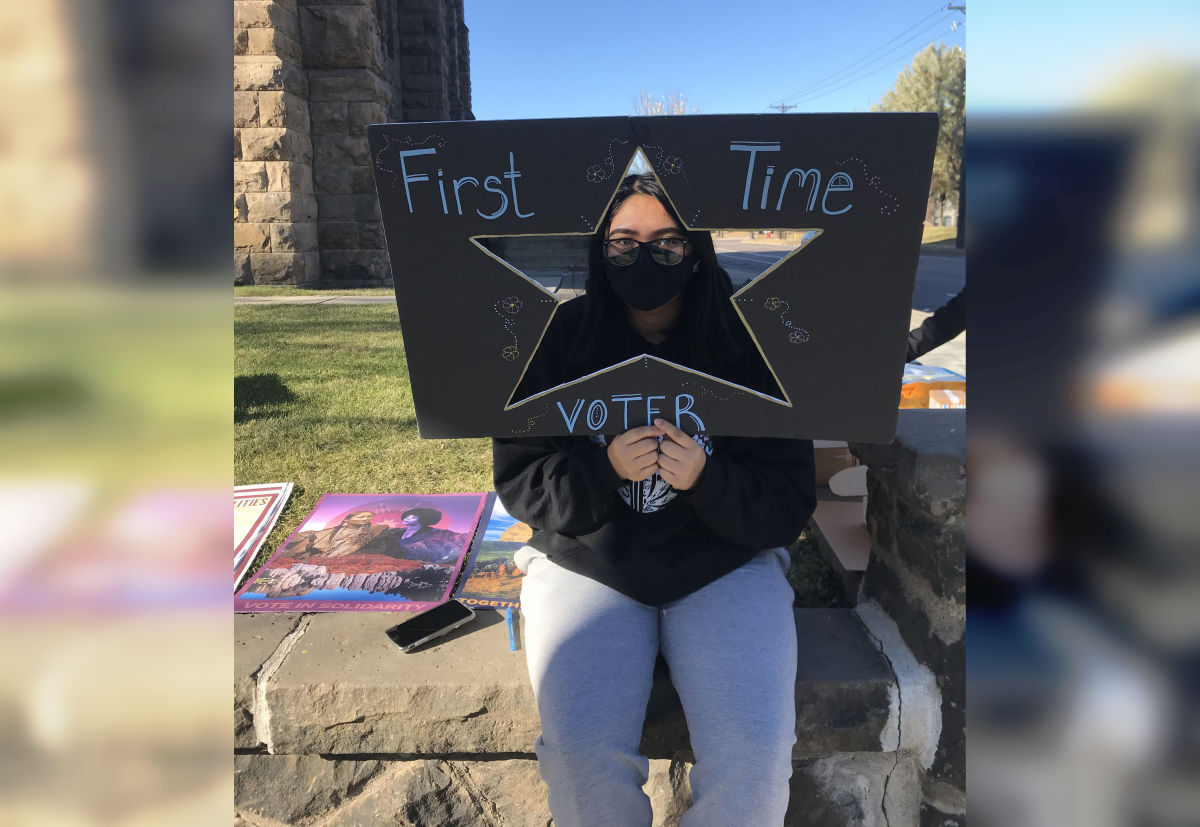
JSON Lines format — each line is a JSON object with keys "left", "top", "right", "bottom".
{"left": 783, "top": 20, "right": 958, "bottom": 106}
{"left": 770, "top": 104, "right": 797, "bottom": 114}
{"left": 768, "top": 4, "right": 950, "bottom": 107}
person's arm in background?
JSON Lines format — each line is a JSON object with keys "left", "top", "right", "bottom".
{"left": 907, "top": 286, "right": 966, "bottom": 362}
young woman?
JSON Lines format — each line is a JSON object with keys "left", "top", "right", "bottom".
{"left": 493, "top": 174, "right": 816, "bottom": 826}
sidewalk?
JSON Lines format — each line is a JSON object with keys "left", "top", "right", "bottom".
{"left": 235, "top": 293, "right": 965, "bottom": 377}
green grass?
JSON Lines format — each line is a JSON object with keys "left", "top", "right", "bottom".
{"left": 786, "top": 527, "right": 852, "bottom": 608}
{"left": 235, "top": 285, "right": 396, "bottom": 297}
{"left": 235, "top": 304, "right": 492, "bottom": 576}
{"left": 921, "top": 226, "right": 956, "bottom": 244}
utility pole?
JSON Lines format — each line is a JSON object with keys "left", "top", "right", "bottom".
{"left": 770, "top": 104, "right": 797, "bottom": 114}
{"left": 948, "top": 3, "right": 965, "bottom": 248}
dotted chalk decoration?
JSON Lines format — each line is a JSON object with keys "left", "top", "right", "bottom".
{"left": 584, "top": 138, "right": 632, "bottom": 184}
{"left": 374, "top": 133, "right": 446, "bottom": 189}
{"left": 510, "top": 405, "right": 551, "bottom": 434}
{"left": 835, "top": 156, "right": 900, "bottom": 216}
{"left": 493, "top": 296, "right": 524, "bottom": 360}
{"left": 763, "top": 296, "right": 811, "bottom": 345}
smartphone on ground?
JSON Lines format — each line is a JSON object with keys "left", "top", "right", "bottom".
{"left": 385, "top": 600, "right": 476, "bottom": 653}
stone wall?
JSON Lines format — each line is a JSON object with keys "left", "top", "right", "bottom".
{"left": 851, "top": 409, "right": 967, "bottom": 824}
{"left": 234, "top": 0, "right": 472, "bottom": 287}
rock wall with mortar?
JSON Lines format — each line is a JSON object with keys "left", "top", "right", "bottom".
{"left": 852, "top": 409, "right": 966, "bottom": 824}
{"left": 234, "top": 0, "right": 471, "bottom": 287}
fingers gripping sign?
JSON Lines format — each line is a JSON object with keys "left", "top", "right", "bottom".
{"left": 654, "top": 418, "right": 707, "bottom": 491}
{"left": 607, "top": 425, "right": 662, "bottom": 482}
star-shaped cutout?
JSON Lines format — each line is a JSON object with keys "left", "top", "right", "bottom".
{"left": 464, "top": 149, "right": 821, "bottom": 418}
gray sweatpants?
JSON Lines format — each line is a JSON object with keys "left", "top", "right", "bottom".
{"left": 515, "top": 546, "right": 798, "bottom": 827}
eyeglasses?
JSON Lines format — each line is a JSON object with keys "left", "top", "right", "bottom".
{"left": 601, "top": 237, "right": 690, "bottom": 267}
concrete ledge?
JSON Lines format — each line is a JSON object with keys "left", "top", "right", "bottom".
{"left": 235, "top": 608, "right": 895, "bottom": 759}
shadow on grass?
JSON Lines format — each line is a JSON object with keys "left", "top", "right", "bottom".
{"left": 235, "top": 374, "right": 297, "bottom": 423}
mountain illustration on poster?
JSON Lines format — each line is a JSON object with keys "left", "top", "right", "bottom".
{"left": 368, "top": 114, "right": 937, "bottom": 441}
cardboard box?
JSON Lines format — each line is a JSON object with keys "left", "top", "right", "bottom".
{"left": 813, "top": 440, "right": 859, "bottom": 485}
{"left": 928, "top": 389, "right": 966, "bottom": 409}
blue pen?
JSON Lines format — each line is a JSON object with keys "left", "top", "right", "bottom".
{"left": 506, "top": 607, "right": 517, "bottom": 651}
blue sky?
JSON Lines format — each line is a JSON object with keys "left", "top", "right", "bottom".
{"left": 465, "top": 1, "right": 966, "bottom": 119}
{"left": 464, "top": 1, "right": 1199, "bottom": 120}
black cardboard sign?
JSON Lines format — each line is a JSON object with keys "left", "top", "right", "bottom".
{"left": 367, "top": 114, "right": 937, "bottom": 441}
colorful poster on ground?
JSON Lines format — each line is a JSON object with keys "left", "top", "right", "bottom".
{"left": 234, "top": 483, "right": 294, "bottom": 588}
{"left": 235, "top": 493, "right": 487, "bottom": 613}
{"left": 452, "top": 493, "right": 529, "bottom": 610}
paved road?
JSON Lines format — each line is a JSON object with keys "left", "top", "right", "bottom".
{"left": 713, "top": 237, "right": 964, "bottom": 312}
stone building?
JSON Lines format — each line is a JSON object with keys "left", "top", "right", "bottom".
{"left": 234, "top": 0, "right": 472, "bottom": 287}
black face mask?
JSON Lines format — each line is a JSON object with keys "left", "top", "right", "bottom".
{"left": 604, "top": 251, "right": 696, "bottom": 311}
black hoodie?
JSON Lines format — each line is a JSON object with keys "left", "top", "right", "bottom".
{"left": 492, "top": 296, "right": 816, "bottom": 606}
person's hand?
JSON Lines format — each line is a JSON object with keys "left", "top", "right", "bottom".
{"left": 606, "top": 425, "right": 662, "bottom": 481}
{"left": 654, "top": 419, "right": 706, "bottom": 491}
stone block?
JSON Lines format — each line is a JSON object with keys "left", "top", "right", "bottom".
{"left": 405, "top": 72, "right": 447, "bottom": 94}
{"left": 358, "top": 220, "right": 384, "bottom": 249}
{"left": 239, "top": 127, "right": 313, "bottom": 164}
{"left": 321, "top": 249, "right": 392, "bottom": 283}
{"left": 234, "top": 27, "right": 249, "bottom": 56}
{"left": 351, "top": 165, "right": 377, "bottom": 194}
{"left": 270, "top": 221, "right": 319, "bottom": 252}
{"left": 261, "top": 611, "right": 539, "bottom": 754}
{"left": 318, "top": 221, "right": 358, "bottom": 250}
{"left": 859, "top": 556, "right": 964, "bottom": 789}
{"left": 235, "top": 754, "right": 387, "bottom": 825}
{"left": 313, "top": 163, "right": 352, "bottom": 194}
{"left": 235, "top": 1, "right": 301, "bottom": 40}
{"left": 309, "top": 101, "right": 348, "bottom": 136}
{"left": 792, "top": 609, "right": 894, "bottom": 754}
{"left": 398, "top": 33, "right": 438, "bottom": 57}
{"left": 246, "top": 26, "right": 302, "bottom": 63}
{"left": 234, "top": 92, "right": 259, "bottom": 128}
{"left": 646, "top": 758, "right": 692, "bottom": 826}
{"left": 235, "top": 755, "right": 551, "bottom": 827}
{"left": 355, "top": 195, "right": 380, "bottom": 221}
{"left": 235, "top": 252, "right": 253, "bottom": 285}
{"left": 235, "top": 613, "right": 304, "bottom": 749}
{"left": 786, "top": 753, "right": 920, "bottom": 827}
{"left": 347, "top": 101, "right": 387, "bottom": 135}
{"left": 234, "top": 55, "right": 308, "bottom": 97}
{"left": 234, "top": 222, "right": 272, "bottom": 253}
{"left": 308, "top": 68, "right": 389, "bottom": 102}
{"left": 861, "top": 552, "right": 963, "bottom": 672}
{"left": 920, "top": 777, "right": 966, "bottom": 827}
{"left": 255, "top": 90, "right": 310, "bottom": 131}
{"left": 864, "top": 471, "right": 965, "bottom": 603}
{"left": 249, "top": 251, "right": 320, "bottom": 285}
{"left": 312, "top": 134, "right": 371, "bottom": 166}
{"left": 234, "top": 192, "right": 248, "bottom": 222}
{"left": 265, "top": 161, "right": 313, "bottom": 193}
{"left": 399, "top": 55, "right": 433, "bottom": 74}
{"left": 315, "top": 193, "right": 376, "bottom": 221}
{"left": 300, "top": 5, "right": 382, "bottom": 72}
{"left": 245, "top": 191, "right": 318, "bottom": 223}
{"left": 234, "top": 161, "right": 268, "bottom": 192}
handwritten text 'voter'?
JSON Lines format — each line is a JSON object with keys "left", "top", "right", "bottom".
{"left": 557, "top": 393, "right": 705, "bottom": 433}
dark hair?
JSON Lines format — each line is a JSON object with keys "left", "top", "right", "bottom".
{"left": 401, "top": 507, "right": 443, "bottom": 527}
{"left": 568, "top": 174, "right": 745, "bottom": 371}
